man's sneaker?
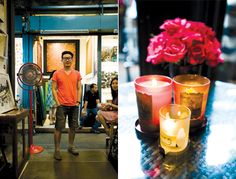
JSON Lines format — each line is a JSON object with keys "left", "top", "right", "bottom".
{"left": 68, "top": 146, "right": 79, "bottom": 155}
{"left": 54, "top": 151, "right": 62, "bottom": 160}
{"left": 91, "top": 129, "right": 100, "bottom": 134}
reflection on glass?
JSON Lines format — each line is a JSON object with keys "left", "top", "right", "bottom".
{"left": 139, "top": 139, "right": 190, "bottom": 178}
{"left": 140, "top": 140, "right": 162, "bottom": 178}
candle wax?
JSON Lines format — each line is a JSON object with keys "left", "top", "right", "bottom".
{"left": 139, "top": 80, "right": 170, "bottom": 88}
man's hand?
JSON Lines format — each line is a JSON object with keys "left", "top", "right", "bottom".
{"left": 56, "top": 102, "right": 61, "bottom": 107}
{"left": 76, "top": 101, "right": 81, "bottom": 106}
{"left": 81, "top": 108, "right": 87, "bottom": 117}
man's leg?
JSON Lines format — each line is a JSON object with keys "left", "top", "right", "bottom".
{"left": 67, "top": 106, "right": 79, "bottom": 155}
{"left": 68, "top": 128, "right": 75, "bottom": 148}
{"left": 92, "top": 108, "right": 101, "bottom": 133}
{"left": 54, "top": 129, "right": 61, "bottom": 152}
{"left": 90, "top": 108, "right": 101, "bottom": 134}
{"left": 52, "top": 106, "right": 57, "bottom": 123}
{"left": 86, "top": 108, "right": 95, "bottom": 127}
{"left": 54, "top": 106, "right": 65, "bottom": 160}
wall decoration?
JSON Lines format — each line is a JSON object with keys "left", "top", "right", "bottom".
{"left": 43, "top": 40, "right": 80, "bottom": 73}
{"left": 85, "top": 36, "right": 97, "bottom": 77}
{"left": 86, "top": 36, "right": 93, "bottom": 75}
{"left": 0, "top": 73, "right": 16, "bottom": 114}
{"left": 37, "top": 41, "right": 42, "bottom": 70}
{"left": 101, "top": 46, "right": 117, "bottom": 62}
{"left": 0, "top": 56, "right": 6, "bottom": 73}
{"left": 0, "top": 0, "right": 4, "bottom": 23}
{"left": 15, "top": 37, "right": 23, "bottom": 98}
{"left": 0, "top": 32, "right": 7, "bottom": 57}
{"left": 101, "top": 71, "right": 118, "bottom": 88}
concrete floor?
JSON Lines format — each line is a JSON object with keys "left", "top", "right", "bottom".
{"left": 20, "top": 133, "right": 117, "bottom": 179}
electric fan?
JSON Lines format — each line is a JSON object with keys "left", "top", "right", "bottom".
{"left": 17, "top": 62, "right": 44, "bottom": 154}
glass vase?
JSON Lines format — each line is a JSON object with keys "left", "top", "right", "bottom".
{"left": 169, "top": 63, "right": 202, "bottom": 78}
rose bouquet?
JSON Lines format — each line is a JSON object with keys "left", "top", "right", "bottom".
{"left": 146, "top": 18, "right": 224, "bottom": 67}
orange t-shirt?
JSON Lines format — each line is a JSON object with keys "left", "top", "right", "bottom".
{"left": 52, "top": 69, "right": 82, "bottom": 106}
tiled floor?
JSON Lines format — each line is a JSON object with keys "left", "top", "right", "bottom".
{"left": 20, "top": 133, "right": 117, "bottom": 179}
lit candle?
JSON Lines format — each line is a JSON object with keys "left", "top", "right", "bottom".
{"left": 162, "top": 113, "right": 178, "bottom": 136}
{"left": 139, "top": 79, "right": 170, "bottom": 88}
{"left": 173, "top": 74, "right": 210, "bottom": 129}
{"left": 160, "top": 104, "right": 191, "bottom": 154}
{"left": 134, "top": 75, "right": 172, "bottom": 133}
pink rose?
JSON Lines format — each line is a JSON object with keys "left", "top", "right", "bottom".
{"left": 189, "top": 21, "right": 215, "bottom": 39}
{"left": 188, "top": 43, "right": 206, "bottom": 65}
{"left": 160, "top": 18, "right": 191, "bottom": 36}
{"left": 146, "top": 34, "right": 165, "bottom": 64}
{"left": 205, "top": 39, "right": 224, "bottom": 67}
{"left": 146, "top": 18, "right": 224, "bottom": 67}
{"left": 181, "top": 32, "right": 203, "bottom": 47}
{"left": 162, "top": 39, "right": 187, "bottom": 63}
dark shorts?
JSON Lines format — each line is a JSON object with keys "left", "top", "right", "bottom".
{"left": 55, "top": 105, "right": 79, "bottom": 130}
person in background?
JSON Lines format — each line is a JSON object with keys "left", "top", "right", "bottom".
{"left": 96, "top": 77, "right": 118, "bottom": 135}
{"left": 52, "top": 51, "right": 82, "bottom": 160}
{"left": 81, "top": 83, "right": 101, "bottom": 133}
{"left": 46, "top": 70, "right": 56, "bottom": 125}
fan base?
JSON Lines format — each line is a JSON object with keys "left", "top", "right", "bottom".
{"left": 30, "top": 144, "right": 44, "bottom": 154}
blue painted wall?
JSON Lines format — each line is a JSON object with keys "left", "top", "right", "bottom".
{"left": 15, "top": 15, "right": 118, "bottom": 33}
{"left": 22, "top": 34, "right": 34, "bottom": 108}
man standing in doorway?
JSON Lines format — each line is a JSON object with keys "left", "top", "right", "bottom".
{"left": 52, "top": 51, "right": 82, "bottom": 160}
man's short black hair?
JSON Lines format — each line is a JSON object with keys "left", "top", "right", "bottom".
{"left": 61, "top": 51, "right": 73, "bottom": 59}
{"left": 90, "top": 83, "right": 97, "bottom": 90}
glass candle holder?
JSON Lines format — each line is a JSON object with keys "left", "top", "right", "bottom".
{"left": 173, "top": 74, "right": 210, "bottom": 128}
{"left": 160, "top": 104, "right": 191, "bottom": 154}
{"left": 134, "top": 75, "right": 172, "bottom": 133}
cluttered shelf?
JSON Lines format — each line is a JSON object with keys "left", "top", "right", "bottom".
{"left": 119, "top": 81, "right": 236, "bottom": 179}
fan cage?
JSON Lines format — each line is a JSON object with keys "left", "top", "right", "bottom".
{"left": 17, "top": 62, "right": 42, "bottom": 86}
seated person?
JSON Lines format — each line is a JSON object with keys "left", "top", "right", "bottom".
{"left": 96, "top": 77, "right": 118, "bottom": 136}
{"left": 81, "top": 83, "right": 101, "bottom": 133}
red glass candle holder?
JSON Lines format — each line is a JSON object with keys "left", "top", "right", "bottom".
{"left": 134, "top": 75, "right": 172, "bottom": 133}
{"left": 173, "top": 74, "right": 210, "bottom": 129}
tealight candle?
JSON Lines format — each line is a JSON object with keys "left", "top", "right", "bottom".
{"left": 160, "top": 104, "right": 191, "bottom": 154}
{"left": 134, "top": 75, "right": 172, "bottom": 133}
{"left": 173, "top": 74, "right": 210, "bottom": 128}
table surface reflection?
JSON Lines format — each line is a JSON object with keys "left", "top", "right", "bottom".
{"left": 119, "top": 81, "right": 236, "bottom": 179}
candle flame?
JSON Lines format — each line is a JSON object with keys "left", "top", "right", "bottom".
{"left": 185, "top": 88, "right": 197, "bottom": 94}
{"left": 152, "top": 79, "right": 158, "bottom": 87}
{"left": 177, "top": 111, "right": 181, "bottom": 116}
{"left": 164, "top": 112, "right": 176, "bottom": 133}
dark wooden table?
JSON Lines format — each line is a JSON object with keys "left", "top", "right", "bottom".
{"left": 119, "top": 81, "right": 236, "bottom": 178}
{"left": 0, "top": 109, "right": 30, "bottom": 178}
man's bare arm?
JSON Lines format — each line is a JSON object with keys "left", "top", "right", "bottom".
{"left": 77, "top": 80, "right": 82, "bottom": 105}
{"left": 52, "top": 80, "right": 60, "bottom": 106}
